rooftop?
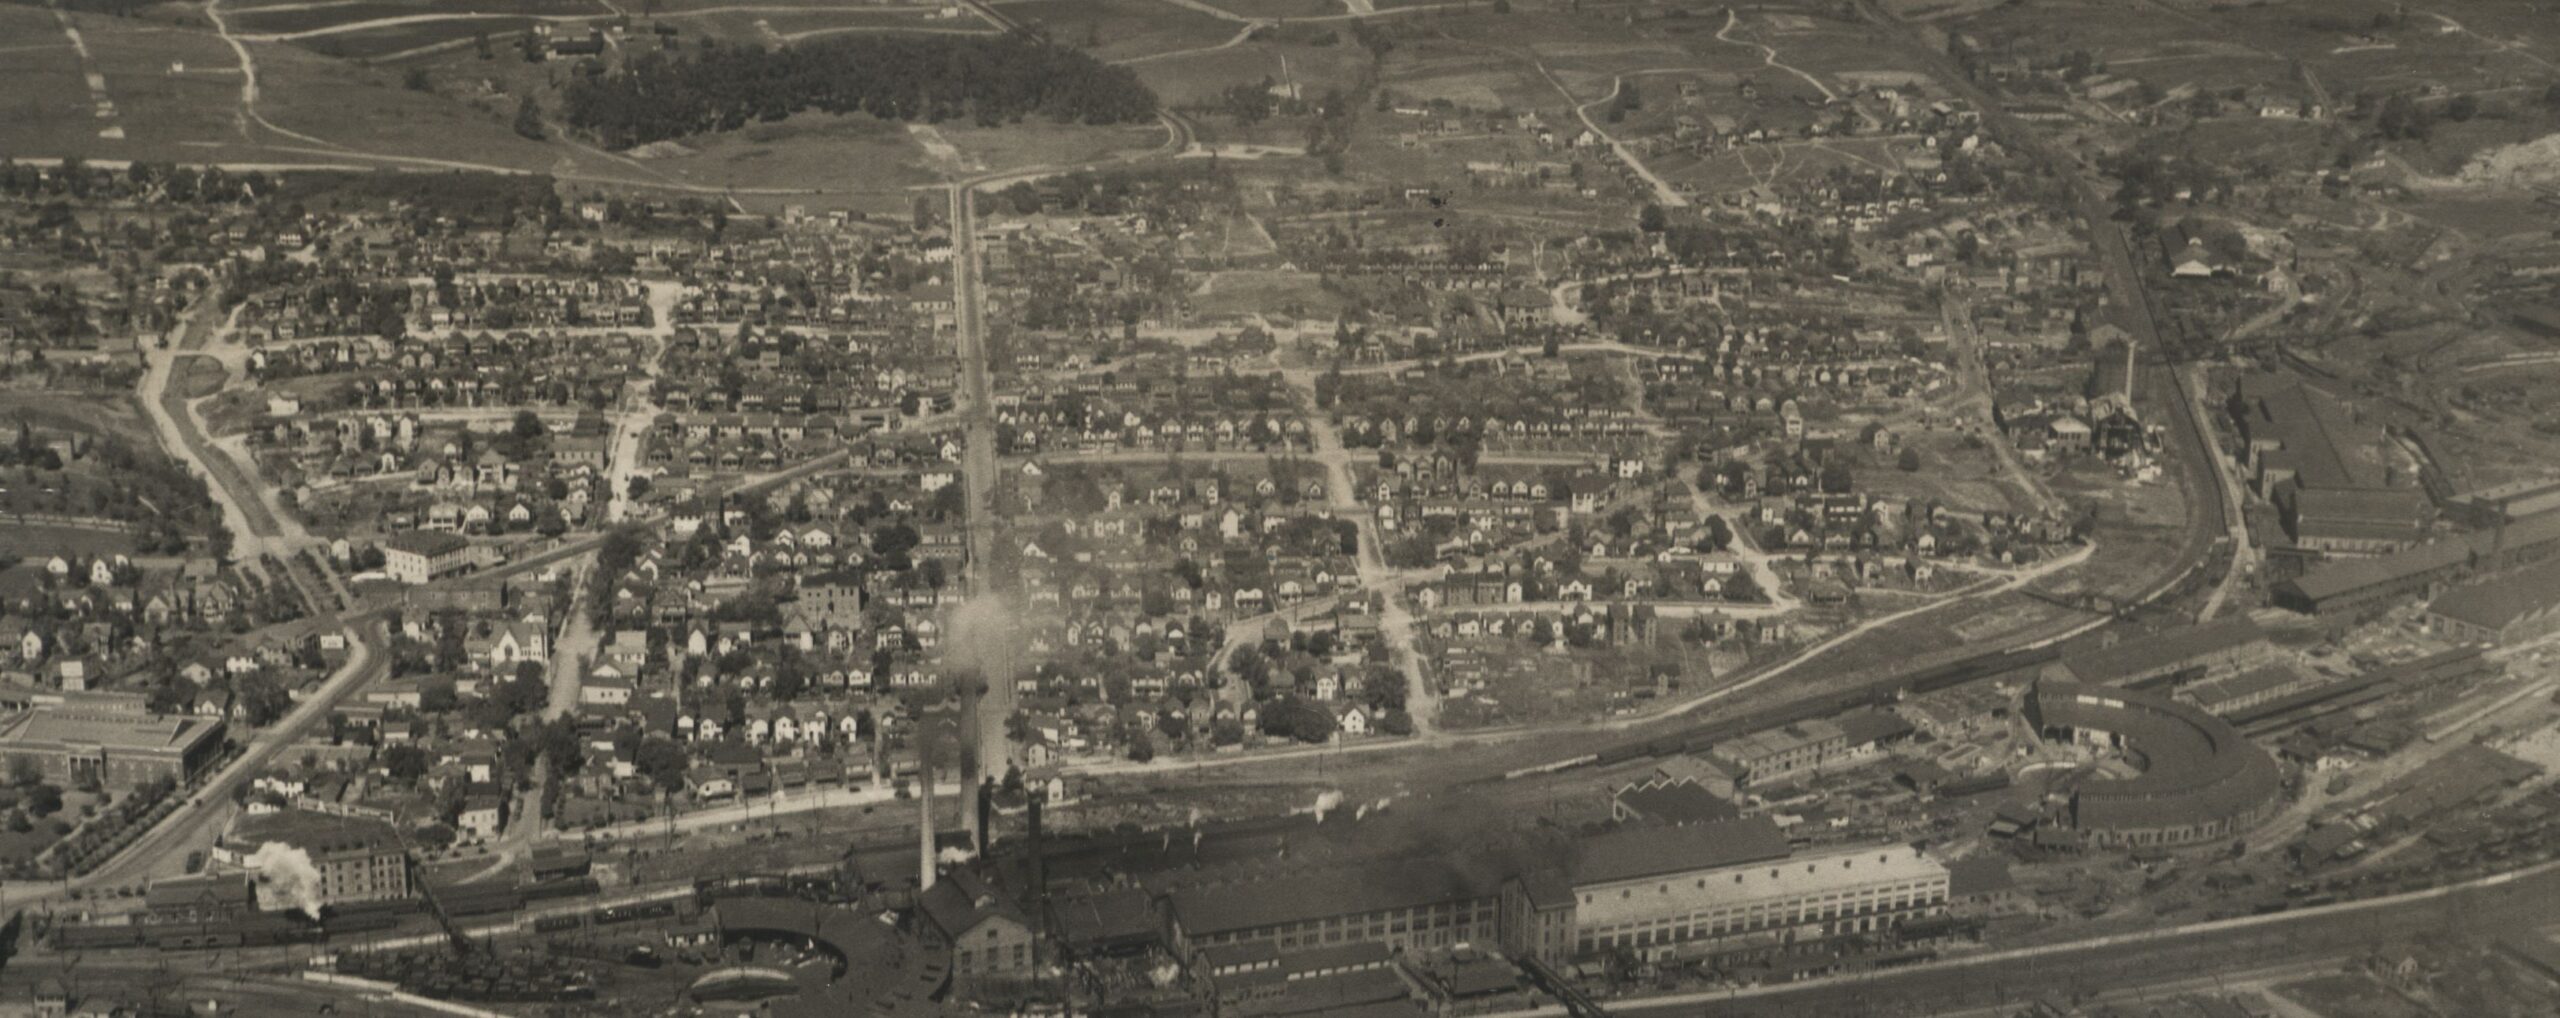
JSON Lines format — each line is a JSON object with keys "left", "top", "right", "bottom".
{"left": 2285, "top": 509, "right": 2560, "bottom": 603}
{"left": 383, "top": 530, "right": 472, "bottom": 557}
{"left": 1167, "top": 860, "right": 1498, "bottom": 937}
{"left": 0, "top": 708, "right": 220, "bottom": 756}
{"left": 221, "top": 809, "right": 402, "bottom": 858}
{"left": 1574, "top": 816, "right": 1794, "bottom": 887}
{"left": 2027, "top": 679, "right": 2284, "bottom": 835}
{"left": 2426, "top": 558, "right": 2560, "bottom": 633}
{"left": 2058, "top": 617, "right": 2266, "bottom": 686}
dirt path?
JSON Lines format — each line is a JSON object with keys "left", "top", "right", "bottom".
{"left": 204, "top": 0, "right": 343, "bottom": 149}
{"left": 1715, "top": 8, "right": 1841, "bottom": 104}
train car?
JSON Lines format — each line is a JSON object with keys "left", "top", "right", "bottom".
{"left": 321, "top": 911, "right": 401, "bottom": 937}
{"left": 597, "top": 900, "right": 679, "bottom": 925}
{"left": 533, "top": 914, "right": 585, "bottom": 933}
{"left": 522, "top": 875, "right": 601, "bottom": 902}
{"left": 436, "top": 884, "right": 527, "bottom": 919}
{"left": 53, "top": 922, "right": 143, "bottom": 950}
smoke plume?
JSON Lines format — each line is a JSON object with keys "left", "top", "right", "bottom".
{"left": 1310, "top": 790, "right": 1343, "bottom": 823}
{"left": 243, "top": 841, "right": 326, "bottom": 919}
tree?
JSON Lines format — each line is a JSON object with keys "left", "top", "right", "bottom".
{"left": 540, "top": 718, "right": 584, "bottom": 776}
{"left": 2377, "top": 93, "right": 2432, "bottom": 141}
{"left": 403, "top": 69, "right": 431, "bottom": 91}
{"left": 558, "top": 35, "right": 1158, "bottom": 149}
{"left": 383, "top": 745, "right": 430, "bottom": 783}
{"left": 25, "top": 784, "right": 61, "bottom": 817}
{"left": 2446, "top": 94, "right": 2480, "bottom": 122}
{"left": 635, "top": 737, "right": 688, "bottom": 793}
{"left": 236, "top": 674, "right": 293, "bottom": 726}
{"left": 1897, "top": 447, "right": 1922, "bottom": 472}
{"left": 511, "top": 409, "right": 546, "bottom": 441}
{"left": 513, "top": 97, "right": 546, "bottom": 140}
{"left": 1638, "top": 203, "right": 1668, "bottom": 233}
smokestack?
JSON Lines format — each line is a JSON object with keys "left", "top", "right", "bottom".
{"left": 918, "top": 733, "right": 937, "bottom": 893}
{"left": 1027, "top": 792, "right": 1047, "bottom": 974}
{"left": 975, "top": 776, "right": 994, "bottom": 856}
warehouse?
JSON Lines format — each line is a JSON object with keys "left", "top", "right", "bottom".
{"left": 2275, "top": 509, "right": 2560, "bottom": 615}
{"left": 2423, "top": 558, "right": 2560, "bottom": 646}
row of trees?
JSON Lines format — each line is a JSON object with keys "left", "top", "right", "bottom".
{"left": 560, "top": 36, "right": 1159, "bottom": 148}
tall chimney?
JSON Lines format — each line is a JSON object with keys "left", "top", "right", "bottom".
{"left": 1027, "top": 791, "right": 1047, "bottom": 971}
{"left": 975, "top": 776, "right": 995, "bottom": 855}
{"left": 918, "top": 730, "right": 937, "bottom": 893}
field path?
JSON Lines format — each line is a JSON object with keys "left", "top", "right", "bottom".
{"left": 205, "top": 0, "right": 346, "bottom": 148}
{"left": 235, "top": 10, "right": 607, "bottom": 41}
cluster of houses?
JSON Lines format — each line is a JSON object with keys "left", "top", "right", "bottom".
{"left": 0, "top": 554, "right": 326, "bottom": 705}
{"left": 994, "top": 373, "right": 1311, "bottom": 457}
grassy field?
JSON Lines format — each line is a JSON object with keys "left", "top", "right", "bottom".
{"left": 1194, "top": 0, "right": 1343, "bottom": 18}
{"left": 1189, "top": 269, "right": 1341, "bottom": 320}
{"left": 939, "top": 119, "right": 1167, "bottom": 174}
{"left": 0, "top": 523, "right": 144, "bottom": 559}
{"left": 1135, "top": 33, "right": 1375, "bottom": 107}
{"left": 631, "top": 113, "right": 945, "bottom": 194}
{"left": 0, "top": 8, "right": 585, "bottom": 173}
{"left": 230, "top": 2, "right": 465, "bottom": 35}
{"left": 996, "top": 0, "right": 1239, "bottom": 63}
{"left": 0, "top": 393, "right": 158, "bottom": 449}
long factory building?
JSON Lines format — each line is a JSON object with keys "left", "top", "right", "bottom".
{"left": 1160, "top": 816, "right": 1948, "bottom": 969}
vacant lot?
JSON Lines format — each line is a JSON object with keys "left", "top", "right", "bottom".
{"left": 1189, "top": 269, "right": 1341, "bottom": 321}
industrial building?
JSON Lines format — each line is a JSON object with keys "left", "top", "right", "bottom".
{"left": 1163, "top": 861, "right": 1504, "bottom": 960}
{"left": 1155, "top": 815, "right": 1945, "bottom": 974}
{"left": 2424, "top": 558, "right": 2560, "bottom": 646}
{"left": 2047, "top": 617, "right": 2273, "bottom": 690}
{"left": 1704, "top": 710, "right": 1913, "bottom": 788}
{"left": 215, "top": 809, "right": 412, "bottom": 911}
{"left": 2227, "top": 372, "right": 2430, "bottom": 555}
{"left": 1567, "top": 817, "right": 1949, "bottom": 962}
{"left": 2275, "top": 509, "right": 2560, "bottom": 615}
{"left": 2026, "top": 680, "right": 2286, "bottom": 849}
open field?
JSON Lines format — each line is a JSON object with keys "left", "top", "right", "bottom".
{"left": 996, "top": 0, "right": 1240, "bottom": 63}
{"left": 1848, "top": 431, "right": 2032, "bottom": 515}
{"left": 0, "top": 393, "right": 159, "bottom": 450}
{"left": 938, "top": 119, "right": 1169, "bottom": 176}
{"left": 1192, "top": 0, "right": 1343, "bottom": 18}
{"left": 1131, "top": 30, "right": 1375, "bottom": 106}
{"left": 618, "top": 113, "right": 939, "bottom": 211}
{"left": 1187, "top": 269, "right": 1341, "bottom": 320}
{"left": 0, "top": 7, "right": 580, "bottom": 172}
{"left": 296, "top": 17, "right": 556, "bottom": 59}
{"left": 0, "top": 522, "right": 146, "bottom": 560}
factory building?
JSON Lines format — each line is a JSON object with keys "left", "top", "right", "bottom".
{"left": 1567, "top": 818, "right": 1949, "bottom": 961}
